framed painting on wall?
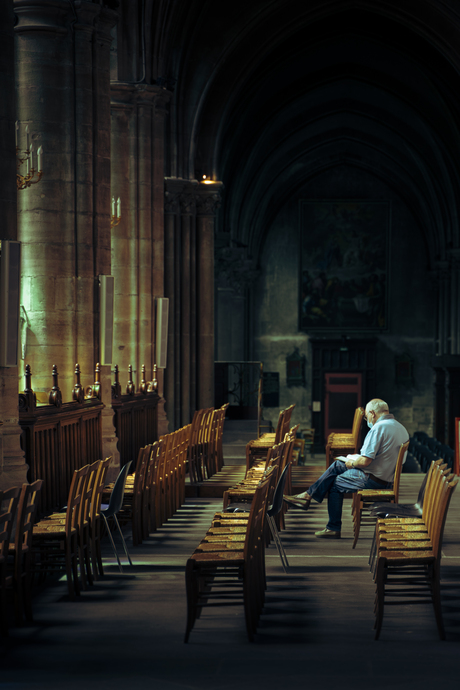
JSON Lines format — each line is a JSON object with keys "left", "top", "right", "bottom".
{"left": 299, "top": 200, "right": 390, "bottom": 331}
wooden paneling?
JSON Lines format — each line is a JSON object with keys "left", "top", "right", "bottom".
{"left": 19, "top": 400, "right": 104, "bottom": 515}
{"left": 111, "top": 393, "right": 159, "bottom": 469}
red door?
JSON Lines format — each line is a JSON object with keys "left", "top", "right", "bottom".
{"left": 324, "top": 373, "right": 362, "bottom": 441}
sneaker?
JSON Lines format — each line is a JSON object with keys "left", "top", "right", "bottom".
{"left": 315, "top": 528, "right": 341, "bottom": 539}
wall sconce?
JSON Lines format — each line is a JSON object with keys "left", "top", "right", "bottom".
{"left": 16, "top": 122, "right": 44, "bottom": 191}
{"left": 111, "top": 196, "right": 121, "bottom": 227}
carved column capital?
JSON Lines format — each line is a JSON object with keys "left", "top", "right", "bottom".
{"left": 195, "top": 183, "right": 223, "bottom": 216}
{"left": 164, "top": 178, "right": 198, "bottom": 215}
{"left": 179, "top": 192, "right": 196, "bottom": 215}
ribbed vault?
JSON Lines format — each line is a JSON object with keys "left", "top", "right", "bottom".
{"left": 159, "top": 0, "right": 460, "bottom": 267}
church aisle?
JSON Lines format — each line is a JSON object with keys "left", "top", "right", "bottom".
{"left": 0, "top": 476, "right": 459, "bottom": 690}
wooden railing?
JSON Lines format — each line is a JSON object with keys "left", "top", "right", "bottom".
{"left": 111, "top": 364, "right": 159, "bottom": 470}
{"left": 19, "top": 362, "right": 160, "bottom": 514}
{"left": 19, "top": 364, "right": 104, "bottom": 514}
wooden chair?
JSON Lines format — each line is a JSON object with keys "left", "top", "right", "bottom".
{"left": 116, "top": 445, "right": 150, "bottom": 546}
{"left": 372, "top": 462, "right": 452, "bottom": 556}
{"left": 245, "top": 404, "right": 296, "bottom": 473}
{"left": 222, "top": 432, "right": 295, "bottom": 511}
{"left": 326, "top": 406, "right": 364, "bottom": 468}
{"left": 184, "top": 472, "right": 272, "bottom": 642}
{"left": 177, "top": 424, "right": 191, "bottom": 506}
{"left": 144, "top": 441, "right": 160, "bottom": 534}
{"left": 188, "top": 407, "right": 213, "bottom": 484}
{"left": 32, "top": 464, "right": 89, "bottom": 600}
{"left": 100, "top": 462, "right": 133, "bottom": 572}
{"left": 214, "top": 403, "right": 229, "bottom": 472}
{"left": 6, "top": 480, "right": 43, "bottom": 625}
{"left": 0, "top": 487, "right": 21, "bottom": 635}
{"left": 44, "top": 460, "right": 101, "bottom": 589}
{"left": 373, "top": 466, "right": 458, "bottom": 639}
{"left": 88, "top": 457, "right": 111, "bottom": 579}
{"left": 368, "top": 459, "right": 447, "bottom": 572}
{"left": 351, "top": 440, "right": 409, "bottom": 549}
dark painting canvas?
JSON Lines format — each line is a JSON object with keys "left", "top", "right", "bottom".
{"left": 299, "top": 200, "right": 389, "bottom": 330}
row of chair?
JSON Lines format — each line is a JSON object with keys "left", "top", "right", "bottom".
{"left": 103, "top": 423, "right": 192, "bottom": 555}
{"left": 32, "top": 457, "right": 111, "bottom": 601}
{"left": 245, "top": 404, "right": 295, "bottom": 473}
{"left": 371, "top": 459, "right": 458, "bottom": 639}
{"left": 409, "top": 434, "right": 455, "bottom": 472}
{"left": 223, "top": 431, "right": 296, "bottom": 511}
{"left": 0, "top": 480, "right": 43, "bottom": 635}
{"left": 188, "top": 404, "right": 228, "bottom": 483}
{"left": 185, "top": 465, "right": 279, "bottom": 641}
{"left": 184, "top": 421, "right": 301, "bottom": 641}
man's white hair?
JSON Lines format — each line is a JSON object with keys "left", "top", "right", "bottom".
{"left": 367, "top": 399, "right": 389, "bottom": 414}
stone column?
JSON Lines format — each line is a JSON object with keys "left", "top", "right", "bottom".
{"left": 110, "top": 83, "right": 137, "bottom": 382}
{"left": 163, "top": 182, "right": 179, "bottom": 428}
{"left": 0, "top": 1, "right": 26, "bottom": 489}
{"left": 111, "top": 82, "right": 170, "bottom": 434}
{"left": 15, "top": 1, "right": 116, "bottom": 398}
{"left": 15, "top": 0, "right": 77, "bottom": 400}
{"left": 195, "top": 184, "right": 223, "bottom": 409}
{"left": 179, "top": 184, "right": 197, "bottom": 425}
{"left": 15, "top": 1, "right": 118, "bottom": 465}
{"left": 111, "top": 82, "right": 170, "bottom": 380}
{"left": 164, "top": 178, "right": 199, "bottom": 428}
{"left": 91, "top": 6, "right": 118, "bottom": 468}
{"left": 152, "top": 93, "right": 169, "bottom": 436}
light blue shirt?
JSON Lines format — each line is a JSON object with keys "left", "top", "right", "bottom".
{"left": 360, "top": 414, "right": 409, "bottom": 483}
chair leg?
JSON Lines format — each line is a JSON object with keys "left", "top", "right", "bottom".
{"left": 94, "top": 518, "right": 105, "bottom": 577}
{"left": 0, "top": 562, "right": 8, "bottom": 637}
{"left": 83, "top": 525, "right": 94, "bottom": 587}
{"left": 430, "top": 562, "right": 446, "bottom": 640}
{"left": 102, "top": 514, "right": 124, "bottom": 573}
{"left": 369, "top": 527, "right": 377, "bottom": 574}
{"left": 113, "top": 514, "right": 133, "bottom": 567}
{"left": 267, "top": 515, "right": 289, "bottom": 572}
{"left": 374, "top": 558, "right": 386, "bottom": 640}
{"left": 184, "top": 560, "right": 199, "bottom": 643}
{"left": 77, "top": 532, "right": 87, "bottom": 591}
{"left": 352, "top": 495, "right": 362, "bottom": 549}
{"left": 23, "top": 561, "right": 34, "bottom": 622}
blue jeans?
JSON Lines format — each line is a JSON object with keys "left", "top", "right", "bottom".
{"left": 307, "top": 460, "right": 392, "bottom": 532}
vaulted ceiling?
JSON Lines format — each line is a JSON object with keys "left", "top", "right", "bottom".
{"left": 151, "top": 0, "right": 460, "bottom": 264}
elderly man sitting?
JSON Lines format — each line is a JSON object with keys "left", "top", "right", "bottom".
{"left": 283, "top": 398, "right": 409, "bottom": 538}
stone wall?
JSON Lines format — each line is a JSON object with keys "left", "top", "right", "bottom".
{"left": 252, "top": 164, "right": 436, "bottom": 439}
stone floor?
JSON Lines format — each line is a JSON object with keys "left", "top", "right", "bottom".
{"left": 1, "top": 474, "right": 460, "bottom": 690}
